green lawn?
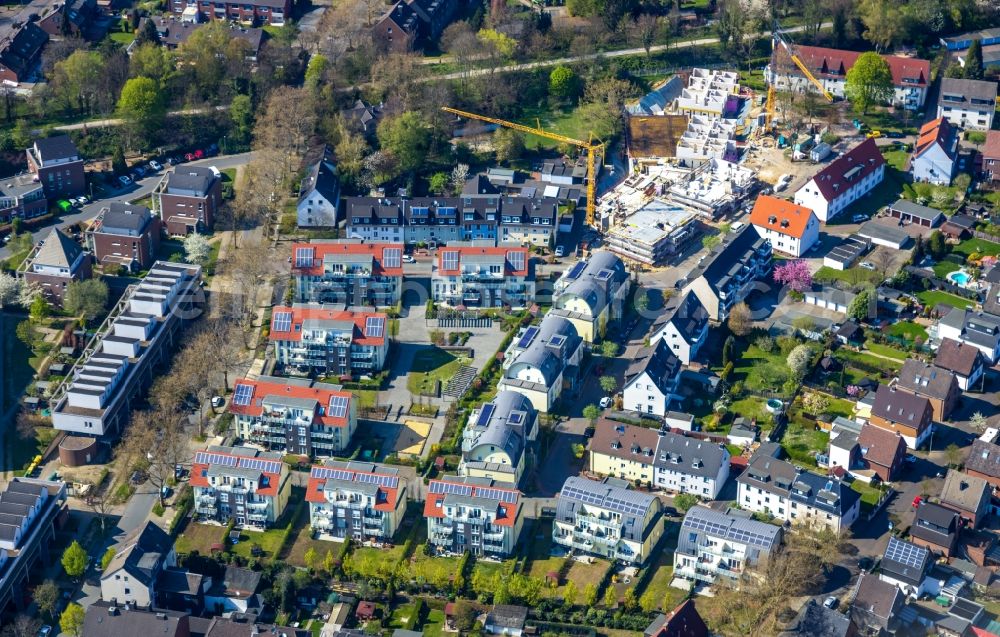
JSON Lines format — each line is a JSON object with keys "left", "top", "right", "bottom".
{"left": 885, "top": 321, "right": 928, "bottom": 342}
{"left": 406, "top": 347, "right": 466, "bottom": 395}
{"left": 174, "top": 522, "right": 226, "bottom": 555}
{"left": 636, "top": 538, "right": 686, "bottom": 612}
{"left": 727, "top": 396, "right": 772, "bottom": 427}
{"left": 916, "top": 289, "right": 975, "bottom": 310}
{"left": 1, "top": 312, "right": 38, "bottom": 412}
{"left": 952, "top": 237, "right": 1000, "bottom": 258}
{"left": 813, "top": 266, "right": 881, "bottom": 287}
{"left": 729, "top": 344, "right": 796, "bottom": 396}
{"left": 835, "top": 349, "right": 903, "bottom": 373}
{"left": 782, "top": 413, "right": 829, "bottom": 467}
{"left": 825, "top": 396, "right": 856, "bottom": 419}
{"left": 851, "top": 480, "right": 888, "bottom": 509}
{"left": 932, "top": 260, "right": 962, "bottom": 278}
{"left": 866, "top": 343, "right": 910, "bottom": 361}
{"left": 108, "top": 31, "right": 134, "bottom": 45}
{"left": 881, "top": 149, "right": 909, "bottom": 171}
{"left": 352, "top": 389, "right": 378, "bottom": 408}
{"left": 221, "top": 168, "right": 236, "bottom": 184}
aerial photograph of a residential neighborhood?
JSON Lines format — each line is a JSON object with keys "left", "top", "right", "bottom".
{"left": 3, "top": 0, "right": 1000, "bottom": 636}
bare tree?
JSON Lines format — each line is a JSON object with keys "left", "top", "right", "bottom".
{"left": 86, "top": 475, "right": 115, "bottom": 536}
{"left": 634, "top": 14, "right": 661, "bottom": 55}
{"left": 872, "top": 249, "right": 896, "bottom": 282}
{"left": 208, "top": 318, "right": 246, "bottom": 390}
{"left": 1, "top": 615, "right": 41, "bottom": 637}
{"left": 224, "top": 239, "right": 272, "bottom": 348}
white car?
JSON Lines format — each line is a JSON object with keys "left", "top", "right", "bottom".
{"left": 859, "top": 261, "right": 876, "bottom": 271}
{"left": 211, "top": 396, "right": 225, "bottom": 408}
{"left": 774, "top": 174, "right": 793, "bottom": 191}
{"left": 599, "top": 396, "right": 612, "bottom": 409}
{"left": 149, "top": 160, "right": 162, "bottom": 171}
{"left": 118, "top": 175, "right": 132, "bottom": 186}
{"left": 402, "top": 254, "right": 415, "bottom": 263}
{"left": 554, "top": 246, "right": 565, "bottom": 257}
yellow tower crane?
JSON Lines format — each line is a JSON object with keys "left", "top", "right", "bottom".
{"left": 765, "top": 25, "right": 834, "bottom": 129}
{"left": 442, "top": 106, "right": 603, "bottom": 226}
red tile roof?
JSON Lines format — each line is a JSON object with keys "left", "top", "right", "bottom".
{"left": 649, "top": 599, "right": 710, "bottom": 637}
{"left": 290, "top": 242, "right": 404, "bottom": 277}
{"left": 227, "top": 377, "right": 353, "bottom": 428}
{"left": 793, "top": 45, "right": 930, "bottom": 88}
{"left": 749, "top": 195, "right": 816, "bottom": 239}
{"left": 436, "top": 246, "right": 530, "bottom": 277}
{"left": 804, "top": 138, "right": 885, "bottom": 204}
{"left": 914, "top": 118, "right": 957, "bottom": 160}
{"left": 423, "top": 479, "right": 521, "bottom": 527}
{"left": 269, "top": 305, "right": 387, "bottom": 347}
{"left": 983, "top": 131, "right": 1000, "bottom": 160}
{"left": 304, "top": 464, "right": 401, "bottom": 511}
{"left": 189, "top": 447, "right": 284, "bottom": 497}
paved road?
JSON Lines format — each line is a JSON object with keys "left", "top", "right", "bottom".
{"left": 0, "top": 152, "right": 252, "bottom": 260}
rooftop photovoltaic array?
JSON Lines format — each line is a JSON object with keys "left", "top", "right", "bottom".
{"left": 566, "top": 261, "right": 586, "bottom": 280}
{"left": 312, "top": 466, "right": 399, "bottom": 489}
{"left": 312, "top": 466, "right": 354, "bottom": 481}
{"left": 195, "top": 451, "right": 239, "bottom": 467}
{"left": 355, "top": 472, "right": 399, "bottom": 489}
{"left": 683, "top": 509, "right": 777, "bottom": 549}
{"left": 239, "top": 457, "right": 282, "bottom": 474}
{"left": 506, "top": 251, "right": 525, "bottom": 272}
{"left": 411, "top": 206, "right": 429, "bottom": 217}
{"left": 328, "top": 395, "right": 349, "bottom": 418}
{"left": 232, "top": 383, "right": 255, "bottom": 406}
{"left": 508, "top": 412, "right": 524, "bottom": 425}
{"left": 365, "top": 316, "right": 385, "bottom": 338}
{"left": 475, "top": 487, "right": 518, "bottom": 504}
{"left": 382, "top": 247, "right": 402, "bottom": 269}
{"left": 273, "top": 311, "right": 292, "bottom": 332}
{"left": 476, "top": 403, "right": 495, "bottom": 428}
{"left": 442, "top": 251, "right": 460, "bottom": 270}
{"left": 294, "top": 247, "right": 313, "bottom": 268}
{"left": 517, "top": 326, "right": 539, "bottom": 349}
{"left": 885, "top": 537, "right": 927, "bottom": 569}
{"left": 430, "top": 481, "right": 473, "bottom": 497}
{"left": 596, "top": 269, "right": 614, "bottom": 281}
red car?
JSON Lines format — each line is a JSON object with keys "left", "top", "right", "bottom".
{"left": 193, "top": 149, "right": 205, "bottom": 159}
{"left": 184, "top": 153, "right": 195, "bottom": 162}
{"left": 912, "top": 495, "right": 923, "bottom": 508}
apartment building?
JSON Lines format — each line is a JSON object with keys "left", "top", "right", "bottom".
{"left": 648, "top": 292, "right": 709, "bottom": 365}
{"left": 153, "top": 166, "right": 222, "bottom": 235}
{"left": 937, "top": 77, "right": 998, "bottom": 131}
{"left": 424, "top": 476, "right": 523, "bottom": 558}
{"left": 737, "top": 454, "right": 861, "bottom": 533}
{"left": 297, "top": 145, "right": 340, "bottom": 228}
{"left": 169, "top": 0, "right": 291, "bottom": 25}
{"left": 26, "top": 134, "right": 84, "bottom": 199}
{"left": 673, "top": 505, "right": 782, "bottom": 589}
{"left": 306, "top": 460, "right": 407, "bottom": 542}
{"left": 767, "top": 45, "right": 929, "bottom": 111}
{"left": 984, "top": 132, "right": 1000, "bottom": 186}
{"left": 0, "top": 479, "right": 66, "bottom": 615}
{"left": 676, "top": 116, "right": 739, "bottom": 165}
{"left": 622, "top": 340, "right": 683, "bottom": 418}
{"left": 432, "top": 244, "right": 534, "bottom": 308}
{"left": 589, "top": 420, "right": 730, "bottom": 499}
{"left": 0, "top": 22, "right": 49, "bottom": 85}
{"left": 550, "top": 251, "right": 631, "bottom": 342}
{"left": 894, "top": 359, "right": 960, "bottom": 421}
{"left": 269, "top": 304, "right": 389, "bottom": 377}
{"left": 869, "top": 384, "right": 933, "bottom": 449}
{"left": 100, "top": 521, "right": 177, "bottom": 607}
{"left": 190, "top": 445, "right": 292, "bottom": 528}
{"left": 291, "top": 240, "right": 404, "bottom": 307}
{"left": 0, "top": 174, "right": 46, "bottom": 224}
{"left": 86, "top": 203, "right": 162, "bottom": 272}
{"left": 20, "top": 227, "right": 92, "bottom": 308}
{"left": 748, "top": 195, "right": 819, "bottom": 257}
{"left": 937, "top": 308, "right": 1000, "bottom": 364}
{"left": 499, "top": 314, "right": 584, "bottom": 412}
{"left": 605, "top": 200, "right": 700, "bottom": 267}
{"left": 793, "top": 138, "right": 886, "bottom": 222}
{"left": 553, "top": 476, "right": 663, "bottom": 565}
{"left": 229, "top": 376, "right": 357, "bottom": 457}
{"left": 911, "top": 118, "right": 959, "bottom": 186}
{"left": 460, "top": 391, "right": 538, "bottom": 488}
{"left": 51, "top": 262, "right": 202, "bottom": 445}
{"left": 683, "top": 225, "right": 772, "bottom": 322}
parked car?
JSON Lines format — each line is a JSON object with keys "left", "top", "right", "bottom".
{"left": 193, "top": 149, "right": 205, "bottom": 159}
{"left": 599, "top": 396, "right": 612, "bottom": 409}
{"left": 211, "top": 396, "right": 225, "bottom": 408}
{"left": 118, "top": 175, "right": 132, "bottom": 186}
{"left": 133, "top": 166, "right": 146, "bottom": 177}
{"left": 866, "top": 130, "right": 882, "bottom": 139}
{"left": 130, "top": 470, "right": 147, "bottom": 485}
{"left": 184, "top": 153, "right": 196, "bottom": 162}
{"left": 37, "top": 626, "right": 52, "bottom": 637}
{"left": 149, "top": 160, "right": 162, "bottom": 171}
{"left": 823, "top": 596, "right": 838, "bottom": 610}
{"left": 852, "top": 214, "right": 869, "bottom": 223}
{"left": 859, "top": 261, "right": 876, "bottom": 271}
{"left": 402, "top": 254, "right": 415, "bottom": 263}
{"left": 886, "top": 131, "right": 904, "bottom": 139}
{"left": 912, "top": 495, "right": 923, "bottom": 508}
{"left": 554, "top": 246, "right": 565, "bottom": 257}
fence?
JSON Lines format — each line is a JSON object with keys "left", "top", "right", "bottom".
{"left": 971, "top": 230, "right": 1000, "bottom": 242}
{"left": 433, "top": 317, "right": 494, "bottom": 328}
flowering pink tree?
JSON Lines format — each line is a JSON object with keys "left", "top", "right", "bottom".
{"left": 773, "top": 259, "right": 813, "bottom": 293}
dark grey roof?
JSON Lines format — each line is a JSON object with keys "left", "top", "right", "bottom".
{"left": 939, "top": 77, "right": 998, "bottom": 113}
{"left": 486, "top": 605, "right": 528, "bottom": 629}
{"left": 100, "top": 203, "right": 155, "bottom": 236}
{"left": 940, "top": 308, "right": 1000, "bottom": 350}
{"left": 888, "top": 199, "right": 945, "bottom": 222}
{"left": 33, "top": 228, "right": 84, "bottom": 269}
{"left": 677, "top": 506, "right": 781, "bottom": 565}
{"left": 870, "top": 385, "right": 931, "bottom": 427}
{"left": 102, "top": 521, "right": 172, "bottom": 588}
{"left": 858, "top": 221, "right": 910, "bottom": 247}
{"left": 779, "top": 599, "right": 851, "bottom": 637}
{"left": 556, "top": 251, "right": 628, "bottom": 316}
{"left": 895, "top": 359, "right": 957, "bottom": 401}
{"left": 298, "top": 145, "right": 339, "bottom": 205}
{"left": 965, "top": 439, "right": 1000, "bottom": 478}
{"left": 0, "top": 22, "right": 49, "bottom": 82}
{"left": 881, "top": 536, "right": 930, "bottom": 586}
{"left": 689, "top": 225, "right": 769, "bottom": 294}
{"left": 463, "top": 391, "right": 536, "bottom": 470}
{"left": 739, "top": 454, "right": 859, "bottom": 518}
{"left": 652, "top": 291, "right": 709, "bottom": 345}
{"left": 83, "top": 601, "right": 188, "bottom": 637}
{"left": 166, "top": 167, "right": 217, "bottom": 196}
{"left": 157, "top": 567, "right": 203, "bottom": 595}
{"left": 625, "top": 340, "right": 681, "bottom": 396}
{"left": 654, "top": 429, "right": 728, "bottom": 479}
{"left": 32, "top": 134, "right": 78, "bottom": 163}
{"left": 217, "top": 566, "right": 262, "bottom": 597}
{"left": 851, "top": 573, "right": 902, "bottom": 629}
{"left": 556, "top": 476, "right": 659, "bottom": 543}
{"left": 911, "top": 501, "right": 958, "bottom": 548}
{"left": 506, "top": 314, "right": 581, "bottom": 386}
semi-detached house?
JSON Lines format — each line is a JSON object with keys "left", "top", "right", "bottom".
{"left": 748, "top": 195, "right": 819, "bottom": 257}
{"left": 934, "top": 338, "right": 986, "bottom": 391}
{"left": 460, "top": 391, "right": 538, "bottom": 488}
{"left": 868, "top": 384, "right": 933, "bottom": 449}
{"left": 622, "top": 340, "right": 683, "bottom": 418}
{"left": 793, "top": 138, "right": 886, "bottom": 223}
{"left": 937, "top": 307, "right": 1000, "bottom": 365}
{"left": 648, "top": 291, "right": 709, "bottom": 365}
{"left": 499, "top": 314, "right": 584, "bottom": 413}
{"left": 551, "top": 251, "right": 630, "bottom": 343}
{"left": 937, "top": 77, "right": 998, "bottom": 131}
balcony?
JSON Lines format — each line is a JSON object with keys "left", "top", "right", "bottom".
{"left": 196, "top": 505, "right": 218, "bottom": 516}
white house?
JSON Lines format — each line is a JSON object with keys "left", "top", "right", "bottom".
{"left": 297, "top": 146, "right": 340, "bottom": 228}
{"left": 748, "top": 195, "right": 819, "bottom": 257}
{"left": 622, "top": 340, "right": 682, "bottom": 418}
{"left": 937, "top": 77, "right": 998, "bottom": 131}
{"left": 911, "top": 118, "right": 958, "bottom": 186}
{"left": 499, "top": 315, "right": 584, "bottom": 412}
{"left": 648, "top": 291, "right": 709, "bottom": 365}
{"left": 937, "top": 308, "right": 1000, "bottom": 365}
{"left": 794, "top": 139, "right": 886, "bottom": 223}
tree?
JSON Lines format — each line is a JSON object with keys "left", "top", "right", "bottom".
{"left": 429, "top": 172, "right": 449, "bottom": 195}
{"left": 304, "top": 546, "right": 318, "bottom": 571}
{"left": 716, "top": 0, "right": 764, "bottom": 66}
{"left": 786, "top": 345, "right": 812, "bottom": 380}
{"left": 60, "top": 603, "right": 85, "bottom": 637}
{"left": 964, "top": 39, "right": 984, "bottom": 80}
{"left": 1, "top": 615, "right": 41, "bottom": 637}
{"left": 184, "top": 233, "right": 212, "bottom": 265}
{"left": 29, "top": 295, "right": 48, "bottom": 323}
{"left": 100, "top": 547, "right": 117, "bottom": 570}
{"left": 970, "top": 412, "right": 988, "bottom": 432}
{"left": 63, "top": 279, "right": 109, "bottom": 323}
{"left": 477, "top": 29, "right": 517, "bottom": 60}
{"left": 623, "top": 587, "right": 638, "bottom": 612}
{"left": 377, "top": 111, "right": 432, "bottom": 174}
{"left": 450, "top": 163, "right": 470, "bottom": 194}
{"left": 50, "top": 50, "right": 104, "bottom": 115}
{"left": 603, "top": 585, "right": 617, "bottom": 608}
{"left": 635, "top": 14, "right": 660, "bottom": 54}
{"left": 928, "top": 230, "right": 948, "bottom": 260}
{"left": 858, "top": 0, "right": 903, "bottom": 51}
{"left": 583, "top": 583, "right": 598, "bottom": 607}
{"left": 640, "top": 589, "right": 658, "bottom": 613}
{"left": 803, "top": 392, "right": 830, "bottom": 416}
{"left": 15, "top": 320, "right": 37, "bottom": 348}
{"left": 34, "top": 580, "right": 59, "bottom": 622}
{"left": 452, "top": 601, "right": 478, "bottom": 632}
{"left": 580, "top": 77, "right": 636, "bottom": 139}
{"left": 229, "top": 94, "right": 254, "bottom": 145}
{"left": 548, "top": 65, "right": 579, "bottom": 101}
{"left": 62, "top": 541, "right": 88, "bottom": 578}
{"left": 116, "top": 76, "right": 166, "bottom": 147}
{"left": 600, "top": 340, "right": 619, "bottom": 358}
{"left": 304, "top": 53, "right": 328, "bottom": 90}
{"left": 722, "top": 335, "right": 735, "bottom": 366}
{"left": 772, "top": 260, "right": 812, "bottom": 293}
{"left": 599, "top": 375, "right": 617, "bottom": 394}
{"left": 728, "top": 302, "right": 752, "bottom": 336}
{"left": 129, "top": 43, "right": 174, "bottom": 86}
{"left": 492, "top": 128, "right": 525, "bottom": 163}
{"left": 137, "top": 17, "right": 161, "bottom": 45}
{"left": 945, "top": 443, "right": 964, "bottom": 468}
{"left": 847, "top": 288, "right": 874, "bottom": 322}
{"left": 674, "top": 492, "right": 699, "bottom": 513}
{"left": 583, "top": 404, "right": 600, "bottom": 424}
{"left": 845, "top": 51, "right": 893, "bottom": 114}
{"left": 563, "top": 580, "right": 577, "bottom": 608}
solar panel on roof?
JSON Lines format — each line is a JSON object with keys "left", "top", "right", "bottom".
{"left": 294, "top": 247, "right": 313, "bottom": 268}
{"left": 430, "top": 481, "right": 472, "bottom": 496}
{"left": 506, "top": 251, "right": 525, "bottom": 273}
{"left": 517, "top": 326, "right": 539, "bottom": 349}
{"left": 411, "top": 206, "right": 429, "bottom": 217}
{"left": 382, "top": 248, "right": 401, "bottom": 269}
{"left": 508, "top": 412, "right": 523, "bottom": 425}
{"left": 442, "top": 251, "right": 459, "bottom": 270}
{"left": 328, "top": 395, "right": 349, "bottom": 418}
{"left": 233, "top": 383, "right": 254, "bottom": 406}
{"left": 566, "top": 261, "right": 586, "bottom": 280}
{"left": 356, "top": 473, "right": 399, "bottom": 489}
{"left": 885, "top": 537, "right": 926, "bottom": 568}
{"left": 313, "top": 466, "right": 354, "bottom": 481}
{"left": 475, "top": 487, "right": 518, "bottom": 503}
{"left": 195, "top": 451, "right": 238, "bottom": 467}
{"left": 273, "top": 311, "right": 292, "bottom": 332}
{"left": 365, "top": 316, "right": 385, "bottom": 338}
{"left": 596, "top": 269, "right": 613, "bottom": 280}
{"left": 476, "top": 403, "right": 495, "bottom": 428}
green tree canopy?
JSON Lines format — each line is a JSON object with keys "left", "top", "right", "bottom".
{"left": 50, "top": 50, "right": 104, "bottom": 115}
{"left": 64, "top": 279, "right": 109, "bottom": 323}
{"left": 117, "top": 76, "right": 166, "bottom": 146}
{"left": 847, "top": 288, "right": 874, "bottom": 321}
{"left": 964, "top": 39, "right": 984, "bottom": 80}
{"left": 62, "top": 540, "right": 88, "bottom": 578}
{"left": 129, "top": 43, "right": 175, "bottom": 86}
{"left": 549, "top": 65, "right": 579, "bottom": 101}
{"left": 493, "top": 128, "right": 525, "bottom": 163}
{"left": 60, "top": 603, "right": 86, "bottom": 637}
{"left": 377, "top": 111, "right": 432, "bottom": 174}
{"left": 844, "top": 51, "right": 894, "bottom": 114}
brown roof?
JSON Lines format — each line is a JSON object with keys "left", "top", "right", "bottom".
{"left": 647, "top": 599, "right": 710, "bottom": 637}
{"left": 852, "top": 573, "right": 902, "bottom": 622}
{"left": 935, "top": 338, "right": 983, "bottom": 377}
{"left": 870, "top": 384, "right": 931, "bottom": 427}
{"left": 984, "top": 130, "right": 1000, "bottom": 160}
{"left": 626, "top": 115, "right": 688, "bottom": 159}
{"left": 966, "top": 439, "right": 1000, "bottom": 479}
{"left": 590, "top": 418, "right": 660, "bottom": 465}
{"left": 895, "top": 359, "right": 957, "bottom": 401}
{"left": 940, "top": 469, "right": 991, "bottom": 514}
{"left": 857, "top": 423, "right": 905, "bottom": 469}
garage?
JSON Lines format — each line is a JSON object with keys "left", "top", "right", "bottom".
{"left": 803, "top": 287, "right": 857, "bottom": 314}
{"left": 887, "top": 199, "right": 945, "bottom": 228}
{"left": 858, "top": 221, "right": 911, "bottom": 250}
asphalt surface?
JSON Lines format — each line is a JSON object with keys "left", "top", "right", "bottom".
{"left": 0, "top": 152, "right": 252, "bottom": 260}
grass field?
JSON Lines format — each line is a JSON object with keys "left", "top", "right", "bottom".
{"left": 885, "top": 321, "right": 928, "bottom": 342}
{"left": 782, "top": 413, "right": 829, "bottom": 467}
{"left": 727, "top": 396, "right": 771, "bottom": 425}
{"left": 407, "top": 347, "right": 466, "bottom": 395}
{"left": 866, "top": 343, "right": 910, "bottom": 361}
{"left": 813, "top": 266, "right": 881, "bottom": 286}
{"left": 836, "top": 348, "right": 903, "bottom": 373}
{"left": 932, "top": 260, "right": 962, "bottom": 278}
{"left": 881, "top": 149, "right": 908, "bottom": 171}
{"left": 952, "top": 237, "right": 1000, "bottom": 258}
{"left": 174, "top": 522, "right": 226, "bottom": 555}
{"left": 851, "top": 480, "right": 888, "bottom": 510}
{"left": 730, "top": 344, "right": 794, "bottom": 395}
{"left": 916, "top": 289, "right": 975, "bottom": 310}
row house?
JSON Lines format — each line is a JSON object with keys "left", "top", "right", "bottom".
{"left": 170, "top": 0, "right": 291, "bottom": 25}
{"left": 551, "top": 251, "right": 631, "bottom": 343}
{"left": 748, "top": 195, "right": 819, "bottom": 257}
{"left": 229, "top": 375, "right": 357, "bottom": 457}
{"left": 868, "top": 384, "right": 933, "bottom": 449}
{"left": 460, "top": 391, "right": 538, "bottom": 488}
{"left": 190, "top": 445, "right": 292, "bottom": 529}
{"left": 766, "top": 45, "right": 929, "bottom": 111}
{"left": 432, "top": 244, "right": 534, "bottom": 309}
{"left": 306, "top": 460, "right": 407, "bottom": 542}
{"left": 86, "top": 203, "right": 162, "bottom": 272}
{"left": 684, "top": 225, "right": 772, "bottom": 322}
{"left": 152, "top": 166, "right": 221, "bottom": 235}
{"left": 793, "top": 138, "right": 886, "bottom": 222}
{"left": 424, "top": 476, "right": 523, "bottom": 558}
{"left": 649, "top": 291, "right": 709, "bottom": 365}
{"left": 51, "top": 263, "right": 202, "bottom": 446}
{"left": 937, "top": 77, "right": 998, "bottom": 131}
{"left": 26, "top": 135, "right": 85, "bottom": 199}
{"left": 622, "top": 340, "right": 682, "bottom": 418}
{"left": 737, "top": 453, "right": 861, "bottom": 533}
{"left": 589, "top": 420, "right": 730, "bottom": 499}
{"left": 0, "top": 479, "right": 66, "bottom": 615}
{"left": 984, "top": 131, "right": 1000, "bottom": 186}
{"left": 269, "top": 304, "right": 389, "bottom": 377}
{"left": 673, "top": 505, "right": 782, "bottom": 589}
{"left": 0, "top": 23, "right": 49, "bottom": 85}
{"left": 0, "top": 174, "right": 46, "bottom": 224}
{"left": 19, "top": 228, "right": 92, "bottom": 308}
{"left": 292, "top": 240, "right": 404, "bottom": 307}
{"left": 499, "top": 314, "right": 584, "bottom": 413}
{"left": 893, "top": 359, "right": 960, "bottom": 421}
{"left": 553, "top": 476, "right": 663, "bottom": 566}
{"left": 937, "top": 307, "right": 1000, "bottom": 364}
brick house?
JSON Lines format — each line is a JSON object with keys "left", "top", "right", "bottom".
{"left": 26, "top": 135, "right": 86, "bottom": 199}
{"left": 983, "top": 131, "right": 1000, "bottom": 187}
{"left": 169, "top": 0, "right": 291, "bottom": 26}
{"left": 20, "top": 228, "right": 92, "bottom": 308}
{"left": 86, "top": 203, "right": 162, "bottom": 272}
{"left": 910, "top": 501, "right": 959, "bottom": 557}
{"left": 373, "top": 0, "right": 456, "bottom": 52}
{"left": 868, "top": 384, "right": 933, "bottom": 449}
{"left": 939, "top": 470, "right": 992, "bottom": 528}
{"left": 0, "top": 176, "right": 47, "bottom": 224}
{"left": 153, "top": 167, "right": 221, "bottom": 235}
{"left": 0, "top": 22, "right": 49, "bottom": 85}
{"left": 38, "top": 0, "right": 100, "bottom": 39}
{"left": 857, "top": 423, "right": 907, "bottom": 483}
{"left": 893, "top": 359, "right": 960, "bottom": 421}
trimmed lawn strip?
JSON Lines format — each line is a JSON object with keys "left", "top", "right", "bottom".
{"left": 407, "top": 347, "right": 465, "bottom": 395}
{"left": 932, "top": 260, "right": 962, "bottom": 278}
{"left": 952, "top": 238, "right": 1000, "bottom": 258}
{"left": 884, "top": 321, "right": 928, "bottom": 342}
{"left": 813, "top": 266, "right": 881, "bottom": 286}
{"left": 915, "top": 289, "right": 975, "bottom": 310}
{"left": 866, "top": 343, "right": 910, "bottom": 361}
